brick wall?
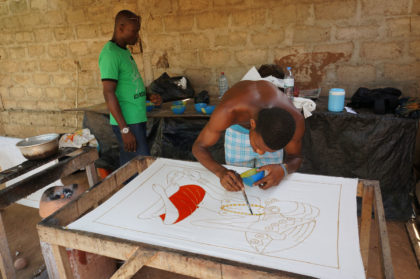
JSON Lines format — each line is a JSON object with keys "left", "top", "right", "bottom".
{"left": 0, "top": 0, "right": 419, "bottom": 137}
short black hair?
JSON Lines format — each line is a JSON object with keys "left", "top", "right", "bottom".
{"left": 258, "top": 64, "right": 284, "bottom": 79}
{"left": 255, "top": 108, "right": 296, "bottom": 150}
{"left": 115, "top": 10, "right": 140, "bottom": 26}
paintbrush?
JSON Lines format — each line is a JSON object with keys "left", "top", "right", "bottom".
{"left": 241, "top": 188, "right": 253, "bottom": 215}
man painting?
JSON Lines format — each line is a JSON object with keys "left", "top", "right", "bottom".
{"left": 192, "top": 80, "right": 305, "bottom": 191}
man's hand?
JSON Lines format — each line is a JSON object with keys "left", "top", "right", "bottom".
{"left": 255, "top": 164, "right": 286, "bottom": 190}
{"left": 149, "top": 93, "right": 162, "bottom": 106}
{"left": 122, "top": 131, "right": 137, "bottom": 152}
{"left": 219, "top": 169, "right": 244, "bottom": 192}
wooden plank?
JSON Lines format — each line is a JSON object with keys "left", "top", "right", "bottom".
{"left": 405, "top": 220, "right": 420, "bottom": 268}
{"left": 85, "top": 162, "right": 100, "bottom": 187}
{"left": 40, "top": 241, "right": 61, "bottom": 279}
{"left": 50, "top": 244, "right": 74, "bottom": 279}
{"left": 136, "top": 156, "right": 156, "bottom": 173}
{"left": 0, "top": 147, "right": 76, "bottom": 185}
{"left": 0, "top": 210, "right": 15, "bottom": 279}
{"left": 40, "top": 158, "right": 139, "bottom": 227}
{"left": 0, "top": 147, "right": 98, "bottom": 210}
{"left": 373, "top": 181, "right": 395, "bottom": 279}
{"left": 37, "top": 224, "right": 307, "bottom": 279}
{"left": 359, "top": 182, "right": 374, "bottom": 272}
{"left": 110, "top": 248, "right": 157, "bottom": 279}
{"left": 357, "top": 180, "right": 363, "bottom": 197}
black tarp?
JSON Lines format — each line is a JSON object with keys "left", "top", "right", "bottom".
{"left": 84, "top": 99, "right": 418, "bottom": 220}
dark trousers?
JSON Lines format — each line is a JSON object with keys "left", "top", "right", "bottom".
{"left": 112, "top": 122, "right": 150, "bottom": 166}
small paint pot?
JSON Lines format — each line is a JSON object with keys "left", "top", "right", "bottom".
{"left": 240, "top": 168, "right": 265, "bottom": 186}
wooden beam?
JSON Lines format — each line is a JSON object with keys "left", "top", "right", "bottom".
{"left": 85, "top": 162, "right": 100, "bottom": 187}
{"left": 359, "top": 182, "right": 374, "bottom": 272}
{"left": 110, "top": 248, "right": 157, "bottom": 279}
{"left": 0, "top": 147, "right": 76, "bottom": 185}
{"left": 40, "top": 158, "right": 138, "bottom": 227}
{"left": 37, "top": 224, "right": 306, "bottom": 279}
{"left": 0, "top": 210, "right": 15, "bottom": 279}
{"left": 405, "top": 220, "right": 420, "bottom": 268}
{"left": 373, "top": 181, "right": 395, "bottom": 279}
{"left": 0, "top": 147, "right": 98, "bottom": 210}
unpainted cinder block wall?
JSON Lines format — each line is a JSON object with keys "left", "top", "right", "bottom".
{"left": 0, "top": 0, "right": 419, "bottom": 137}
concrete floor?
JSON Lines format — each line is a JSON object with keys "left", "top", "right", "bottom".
{"left": 1, "top": 171, "right": 419, "bottom": 279}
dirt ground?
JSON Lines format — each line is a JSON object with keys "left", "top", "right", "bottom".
{"left": 1, "top": 171, "right": 419, "bottom": 279}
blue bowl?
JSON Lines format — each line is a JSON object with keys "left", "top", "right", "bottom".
{"left": 201, "top": 105, "right": 215, "bottom": 115}
{"left": 240, "top": 168, "right": 265, "bottom": 186}
{"left": 171, "top": 105, "right": 186, "bottom": 114}
{"left": 146, "top": 101, "right": 154, "bottom": 112}
{"left": 172, "top": 100, "right": 185, "bottom": 106}
{"left": 194, "top": 103, "right": 207, "bottom": 113}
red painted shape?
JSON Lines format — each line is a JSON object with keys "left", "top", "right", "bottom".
{"left": 160, "top": 184, "right": 205, "bottom": 224}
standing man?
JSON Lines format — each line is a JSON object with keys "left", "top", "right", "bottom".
{"left": 99, "top": 10, "right": 161, "bottom": 166}
{"left": 192, "top": 80, "right": 305, "bottom": 191}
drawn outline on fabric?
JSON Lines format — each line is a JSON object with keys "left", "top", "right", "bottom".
{"left": 92, "top": 161, "right": 342, "bottom": 269}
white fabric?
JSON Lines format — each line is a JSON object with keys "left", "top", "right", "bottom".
{"left": 59, "top": 128, "right": 95, "bottom": 148}
{"left": 293, "top": 97, "right": 317, "bottom": 118}
{"left": 68, "top": 158, "right": 365, "bottom": 279}
{"left": 0, "top": 136, "right": 62, "bottom": 208}
{"left": 241, "top": 66, "right": 285, "bottom": 88}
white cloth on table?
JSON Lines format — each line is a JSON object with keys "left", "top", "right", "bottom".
{"left": 293, "top": 97, "right": 316, "bottom": 118}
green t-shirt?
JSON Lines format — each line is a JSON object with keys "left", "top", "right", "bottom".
{"left": 99, "top": 41, "right": 147, "bottom": 125}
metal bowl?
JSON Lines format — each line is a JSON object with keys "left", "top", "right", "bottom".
{"left": 16, "top": 133, "right": 60, "bottom": 160}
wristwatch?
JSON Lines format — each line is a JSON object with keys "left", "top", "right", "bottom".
{"left": 121, "top": 127, "right": 130, "bottom": 134}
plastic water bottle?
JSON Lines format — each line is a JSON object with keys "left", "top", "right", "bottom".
{"left": 218, "top": 72, "right": 229, "bottom": 99}
{"left": 284, "top": 67, "right": 294, "bottom": 101}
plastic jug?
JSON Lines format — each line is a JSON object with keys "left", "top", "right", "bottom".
{"left": 328, "top": 88, "right": 345, "bottom": 112}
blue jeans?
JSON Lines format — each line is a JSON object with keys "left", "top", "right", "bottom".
{"left": 112, "top": 122, "right": 150, "bottom": 166}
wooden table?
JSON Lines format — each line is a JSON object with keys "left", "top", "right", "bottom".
{"left": 37, "top": 156, "right": 394, "bottom": 279}
{"left": 0, "top": 147, "right": 99, "bottom": 279}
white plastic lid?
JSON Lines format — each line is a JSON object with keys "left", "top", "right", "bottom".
{"left": 329, "top": 88, "right": 345, "bottom": 95}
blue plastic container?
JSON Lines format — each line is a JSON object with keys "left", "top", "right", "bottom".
{"left": 194, "top": 103, "right": 207, "bottom": 113}
{"left": 146, "top": 101, "right": 154, "bottom": 112}
{"left": 172, "top": 100, "right": 185, "bottom": 106}
{"left": 328, "top": 88, "right": 345, "bottom": 112}
{"left": 240, "top": 168, "right": 265, "bottom": 187}
{"left": 201, "top": 105, "right": 215, "bottom": 115}
{"left": 171, "top": 105, "right": 186, "bottom": 114}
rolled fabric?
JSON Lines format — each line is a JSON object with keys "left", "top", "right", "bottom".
{"left": 293, "top": 97, "right": 316, "bottom": 118}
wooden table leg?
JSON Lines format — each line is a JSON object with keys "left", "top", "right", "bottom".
{"left": 359, "top": 183, "right": 374, "bottom": 272}
{"left": 40, "top": 241, "right": 61, "bottom": 279}
{"left": 50, "top": 244, "right": 74, "bottom": 279}
{"left": 86, "top": 162, "right": 100, "bottom": 187}
{"left": 373, "top": 182, "right": 395, "bottom": 279}
{"left": 0, "top": 210, "right": 15, "bottom": 279}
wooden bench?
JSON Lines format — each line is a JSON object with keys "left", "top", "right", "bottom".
{"left": 38, "top": 156, "right": 394, "bottom": 279}
{"left": 0, "top": 147, "right": 99, "bottom": 279}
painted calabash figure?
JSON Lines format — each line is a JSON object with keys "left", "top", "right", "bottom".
{"left": 137, "top": 169, "right": 244, "bottom": 224}
{"left": 244, "top": 199, "right": 320, "bottom": 254}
